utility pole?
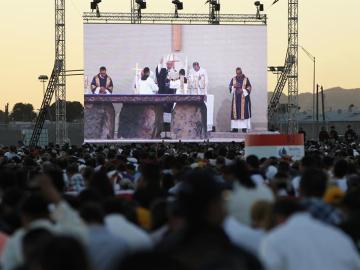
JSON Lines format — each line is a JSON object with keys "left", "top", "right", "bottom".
{"left": 321, "top": 85, "right": 325, "bottom": 122}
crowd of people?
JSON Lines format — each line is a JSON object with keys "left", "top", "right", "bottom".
{"left": 0, "top": 140, "right": 360, "bottom": 270}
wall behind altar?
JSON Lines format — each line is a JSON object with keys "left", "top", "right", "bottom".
{"left": 84, "top": 24, "right": 268, "bottom": 132}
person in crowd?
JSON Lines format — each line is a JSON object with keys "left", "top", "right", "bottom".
{"left": 329, "top": 125, "right": 339, "bottom": 141}
{"left": 260, "top": 199, "right": 360, "bottom": 270}
{"left": 157, "top": 169, "right": 263, "bottom": 270}
{"left": 103, "top": 198, "right": 153, "bottom": 253}
{"left": 319, "top": 126, "right": 330, "bottom": 143}
{"left": 332, "top": 159, "right": 349, "bottom": 192}
{"left": 79, "top": 203, "right": 128, "bottom": 270}
{"left": 345, "top": 125, "right": 357, "bottom": 143}
{"left": 0, "top": 140, "right": 359, "bottom": 270}
{"left": 226, "top": 159, "right": 274, "bottom": 226}
{"left": 299, "top": 168, "right": 344, "bottom": 225}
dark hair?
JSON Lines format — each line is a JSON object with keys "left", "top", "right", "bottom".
{"left": 37, "top": 236, "right": 91, "bottom": 270}
{"left": 89, "top": 170, "right": 114, "bottom": 199}
{"left": 143, "top": 67, "right": 150, "bottom": 74}
{"left": 192, "top": 62, "right": 199, "bottom": 67}
{"left": 236, "top": 67, "right": 242, "bottom": 71}
{"left": 80, "top": 203, "right": 105, "bottom": 224}
{"left": 117, "top": 251, "right": 183, "bottom": 270}
{"left": 229, "top": 159, "right": 255, "bottom": 188}
{"left": 100, "top": 66, "right": 106, "bottom": 71}
{"left": 20, "top": 193, "right": 49, "bottom": 220}
{"left": 300, "top": 168, "right": 328, "bottom": 197}
{"left": 22, "top": 228, "right": 54, "bottom": 266}
{"left": 179, "top": 69, "right": 186, "bottom": 76}
{"left": 43, "top": 165, "right": 66, "bottom": 193}
{"left": 103, "top": 198, "right": 138, "bottom": 224}
{"left": 177, "top": 169, "right": 223, "bottom": 227}
{"left": 150, "top": 199, "right": 168, "bottom": 231}
{"left": 67, "top": 163, "right": 79, "bottom": 175}
{"left": 333, "top": 159, "right": 348, "bottom": 178}
{"left": 272, "top": 198, "right": 303, "bottom": 220}
{"left": 246, "top": 155, "right": 260, "bottom": 169}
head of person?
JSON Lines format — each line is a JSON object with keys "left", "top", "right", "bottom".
{"left": 271, "top": 198, "right": 304, "bottom": 227}
{"left": 142, "top": 67, "right": 150, "bottom": 80}
{"left": 176, "top": 169, "right": 226, "bottom": 229}
{"left": 99, "top": 66, "right": 107, "bottom": 76}
{"left": 179, "top": 69, "right": 186, "bottom": 76}
{"left": 347, "top": 125, "right": 352, "bottom": 130}
{"left": 331, "top": 126, "right": 335, "bottom": 130}
{"left": 193, "top": 62, "right": 200, "bottom": 72}
{"left": 236, "top": 67, "right": 243, "bottom": 77}
{"left": 246, "top": 155, "right": 260, "bottom": 170}
{"left": 299, "top": 168, "right": 328, "bottom": 198}
{"left": 333, "top": 159, "right": 348, "bottom": 179}
{"left": 166, "top": 61, "right": 174, "bottom": 70}
{"left": 79, "top": 203, "right": 105, "bottom": 225}
{"left": 20, "top": 193, "right": 50, "bottom": 227}
{"left": 36, "top": 236, "right": 91, "bottom": 270}
{"left": 228, "top": 159, "right": 255, "bottom": 188}
{"left": 22, "top": 228, "right": 54, "bottom": 268}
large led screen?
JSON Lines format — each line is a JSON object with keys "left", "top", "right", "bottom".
{"left": 84, "top": 24, "right": 267, "bottom": 142}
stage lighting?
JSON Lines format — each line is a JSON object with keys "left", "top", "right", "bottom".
{"left": 90, "top": 0, "right": 101, "bottom": 11}
{"left": 135, "top": 0, "right": 147, "bottom": 9}
{"left": 172, "top": 0, "right": 183, "bottom": 10}
{"left": 90, "top": 0, "right": 101, "bottom": 17}
{"left": 208, "top": 0, "right": 220, "bottom": 11}
{"left": 254, "top": 1, "right": 264, "bottom": 19}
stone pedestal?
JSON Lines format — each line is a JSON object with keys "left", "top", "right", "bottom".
{"left": 118, "top": 104, "right": 163, "bottom": 139}
{"left": 84, "top": 103, "right": 115, "bottom": 139}
{"left": 171, "top": 103, "right": 207, "bottom": 139}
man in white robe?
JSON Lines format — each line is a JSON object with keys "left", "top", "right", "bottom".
{"left": 188, "top": 62, "right": 208, "bottom": 95}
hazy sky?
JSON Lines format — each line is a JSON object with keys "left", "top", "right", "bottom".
{"left": 1, "top": 0, "right": 360, "bottom": 110}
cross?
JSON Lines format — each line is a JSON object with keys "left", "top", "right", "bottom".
{"left": 172, "top": 25, "right": 182, "bottom": 52}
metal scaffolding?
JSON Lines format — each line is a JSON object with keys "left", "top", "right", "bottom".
{"left": 287, "top": 0, "right": 299, "bottom": 133}
{"left": 268, "top": 0, "right": 299, "bottom": 134}
{"left": 83, "top": 12, "right": 267, "bottom": 25}
{"left": 55, "top": 0, "right": 67, "bottom": 145}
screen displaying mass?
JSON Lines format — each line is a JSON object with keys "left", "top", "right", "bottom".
{"left": 83, "top": 23, "right": 268, "bottom": 142}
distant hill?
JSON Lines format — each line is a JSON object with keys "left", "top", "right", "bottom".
{"left": 268, "top": 87, "right": 360, "bottom": 112}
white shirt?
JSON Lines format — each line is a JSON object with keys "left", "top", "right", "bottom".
{"left": 223, "top": 216, "right": 264, "bottom": 255}
{"left": 291, "top": 175, "right": 301, "bottom": 197}
{"left": 227, "top": 182, "right": 275, "bottom": 226}
{"left": 335, "top": 177, "right": 348, "bottom": 192}
{"left": 138, "top": 77, "right": 159, "bottom": 95}
{"left": 189, "top": 67, "right": 208, "bottom": 95}
{"left": 1, "top": 202, "right": 88, "bottom": 270}
{"left": 105, "top": 214, "right": 153, "bottom": 253}
{"left": 260, "top": 213, "right": 360, "bottom": 270}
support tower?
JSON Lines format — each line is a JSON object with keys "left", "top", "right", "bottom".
{"left": 55, "top": 0, "right": 67, "bottom": 144}
{"left": 287, "top": 0, "right": 299, "bottom": 133}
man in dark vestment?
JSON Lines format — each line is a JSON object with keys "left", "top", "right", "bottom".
{"left": 229, "top": 67, "right": 252, "bottom": 133}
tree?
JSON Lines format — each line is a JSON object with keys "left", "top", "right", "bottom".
{"left": 48, "top": 101, "right": 84, "bottom": 122}
{"left": 10, "top": 103, "right": 37, "bottom": 122}
{"left": 0, "top": 110, "right": 5, "bottom": 122}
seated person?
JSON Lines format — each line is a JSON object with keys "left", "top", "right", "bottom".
{"left": 138, "top": 67, "right": 159, "bottom": 95}
{"left": 91, "top": 66, "right": 113, "bottom": 94}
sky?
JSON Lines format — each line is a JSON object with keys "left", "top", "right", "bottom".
{"left": 0, "top": 0, "right": 360, "bottom": 110}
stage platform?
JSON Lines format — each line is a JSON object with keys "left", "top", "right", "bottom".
{"left": 84, "top": 130, "right": 274, "bottom": 144}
